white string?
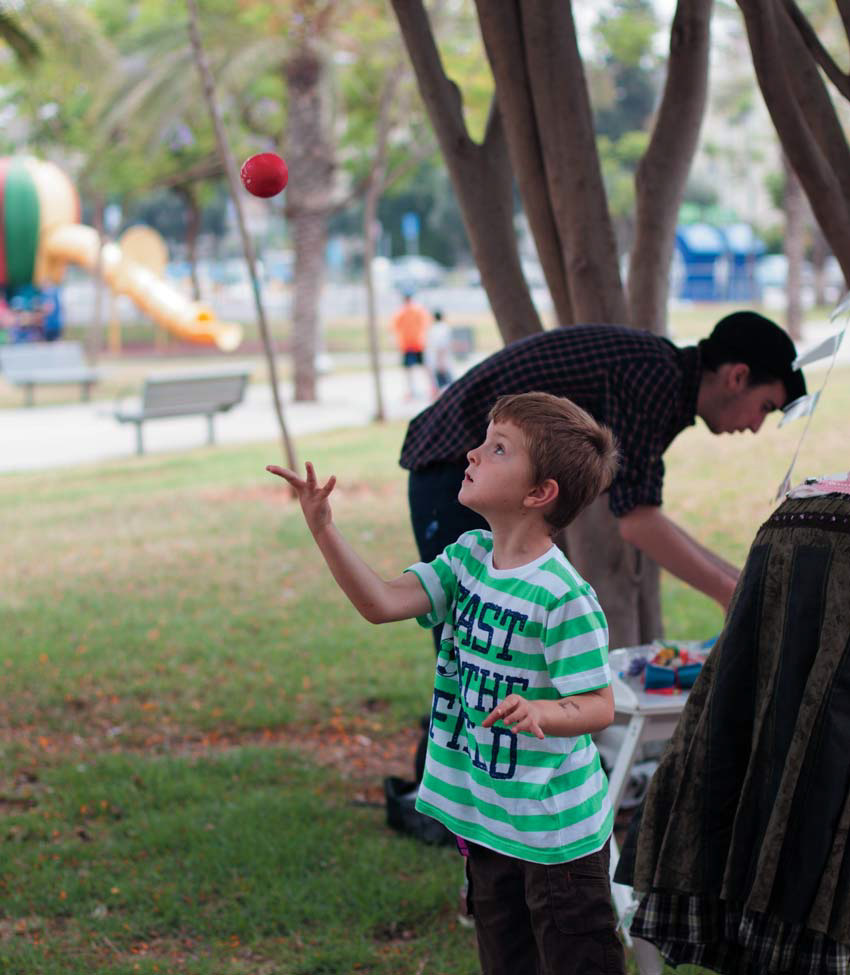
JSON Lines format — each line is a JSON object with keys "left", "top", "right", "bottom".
{"left": 775, "top": 297, "right": 849, "bottom": 499}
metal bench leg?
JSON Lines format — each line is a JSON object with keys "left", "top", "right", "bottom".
{"left": 25, "top": 384, "right": 34, "bottom": 407}
{"left": 206, "top": 414, "right": 215, "bottom": 446}
{"left": 135, "top": 422, "right": 145, "bottom": 456}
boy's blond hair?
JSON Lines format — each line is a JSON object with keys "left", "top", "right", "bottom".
{"left": 488, "top": 391, "right": 619, "bottom": 531}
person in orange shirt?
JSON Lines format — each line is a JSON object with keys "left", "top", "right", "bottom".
{"left": 390, "top": 292, "right": 431, "bottom": 399}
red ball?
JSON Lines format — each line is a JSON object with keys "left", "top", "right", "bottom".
{"left": 240, "top": 152, "right": 288, "bottom": 198}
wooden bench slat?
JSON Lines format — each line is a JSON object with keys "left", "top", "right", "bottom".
{"left": 0, "top": 341, "right": 100, "bottom": 405}
{"left": 113, "top": 369, "right": 250, "bottom": 454}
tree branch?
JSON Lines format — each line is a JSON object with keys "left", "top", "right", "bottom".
{"left": 141, "top": 155, "right": 224, "bottom": 192}
{"left": 389, "top": 0, "right": 468, "bottom": 147}
{"left": 475, "top": 0, "right": 573, "bottom": 325}
{"left": 737, "top": 0, "right": 850, "bottom": 281}
{"left": 186, "top": 0, "right": 297, "bottom": 467}
{"left": 330, "top": 63, "right": 433, "bottom": 215}
{"left": 629, "top": 0, "right": 712, "bottom": 334}
{"left": 775, "top": 0, "right": 850, "bottom": 202}
{"left": 836, "top": 0, "right": 850, "bottom": 42}
{"left": 780, "top": 0, "right": 850, "bottom": 100}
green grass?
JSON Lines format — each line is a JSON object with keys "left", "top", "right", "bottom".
{"left": 1, "top": 425, "right": 431, "bottom": 743}
{"left": 1, "top": 356, "right": 848, "bottom": 973}
{"left": 0, "top": 748, "right": 473, "bottom": 975}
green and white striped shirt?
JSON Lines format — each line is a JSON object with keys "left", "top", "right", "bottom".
{"left": 407, "top": 530, "right": 613, "bottom": 864}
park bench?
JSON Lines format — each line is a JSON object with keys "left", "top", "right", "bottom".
{"left": 449, "top": 325, "right": 476, "bottom": 361}
{"left": 113, "top": 368, "right": 251, "bottom": 456}
{"left": 0, "top": 341, "right": 100, "bottom": 406}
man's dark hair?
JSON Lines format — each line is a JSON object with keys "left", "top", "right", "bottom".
{"left": 698, "top": 311, "right": 806, "bottom": 404}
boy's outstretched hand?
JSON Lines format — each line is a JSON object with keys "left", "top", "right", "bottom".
{"left": 266, "top": 461, "right": 336, "bottom": 536}
{"left": 483, "top": 694, "right": 545, "bottom": 740}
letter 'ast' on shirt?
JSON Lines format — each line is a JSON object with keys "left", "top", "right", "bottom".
{"left": 405, "top": 530, "right": 614, "bottom": 865}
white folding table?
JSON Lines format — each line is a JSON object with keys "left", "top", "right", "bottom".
{"left": 606, "top": 644, "right": 693, "bottom": 968}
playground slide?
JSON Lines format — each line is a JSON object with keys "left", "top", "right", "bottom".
{"left": 42, "top": 224, "right": 243, "bottom": 351}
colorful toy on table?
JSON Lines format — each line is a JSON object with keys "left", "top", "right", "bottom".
{"left": 625, "top": 654, "right": 649, "bottom": 678}
{"left": 644, "top": 643, "right": 705, "bottom": 693}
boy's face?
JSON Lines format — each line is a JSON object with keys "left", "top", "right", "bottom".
{"left": 458, "top": 419, "right": 536, "bottom": 518}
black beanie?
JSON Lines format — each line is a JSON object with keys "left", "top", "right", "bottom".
{"left": 705, "top": 311, "right": 806, "bottom": 405}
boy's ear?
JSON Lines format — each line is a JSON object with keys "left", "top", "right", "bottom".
{"left": 524, "top": 479, "right": 559, "bottom": 511}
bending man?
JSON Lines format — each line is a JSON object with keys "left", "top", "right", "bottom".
{"left": 400, "top": 311, "right": 805, "bottom": 615}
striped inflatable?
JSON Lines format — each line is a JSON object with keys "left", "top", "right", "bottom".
{"left": 0, "top": 157, "right": 80, "bottom": 289}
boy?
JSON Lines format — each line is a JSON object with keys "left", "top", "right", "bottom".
{"left": 267, "top": 391, "right": 625, "bottom": 975}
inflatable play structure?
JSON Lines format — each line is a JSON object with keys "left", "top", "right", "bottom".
{"left": 0, "top": 156, "right": 243, "bottom": 351}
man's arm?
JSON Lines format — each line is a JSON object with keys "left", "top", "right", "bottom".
{"left": 482, "top": 685, "right": 614, "bottom": 740}
{"left": 617, "top": 504, "right": 739, "bottom": 610}
{"left": 267, "top": 462, "right": 431, "bottom": 624}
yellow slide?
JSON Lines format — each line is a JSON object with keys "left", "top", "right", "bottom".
{"left": 41, "top": 224, "right": 243, "bottom": 352}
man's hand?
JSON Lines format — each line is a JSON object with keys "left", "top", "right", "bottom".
{"left": 483, "top": 694, "right": 545, "bottom": 740}
{"left": 266, "top": 461, "right": 336, "bottom": 536}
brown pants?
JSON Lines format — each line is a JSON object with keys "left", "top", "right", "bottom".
{"left": 465, "top": 839, "right": 626, "bottom": 975}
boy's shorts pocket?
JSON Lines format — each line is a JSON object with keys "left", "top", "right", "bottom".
{"left": 545, "top": 846, "right": 617, "bottom": 935}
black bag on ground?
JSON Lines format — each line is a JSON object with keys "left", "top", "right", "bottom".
{"left": 383, "top": 776, "right": 454, "bottom": 846}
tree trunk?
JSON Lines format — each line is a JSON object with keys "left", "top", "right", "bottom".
{"left": 783, "top": 153, "right": 805, "bottom": 341}
{"left": 361, "top": 75, "right": 397, "bottom": 425}
{"left": 390, "top": 0, "right": 696, "bottom": 646}
{"left": 628, "top": 0, "right": 713, "bottom": 334}
{"left": 86, "top": 193, "right": 106, "bottom": 363}
{"left": 516, "top": 3, "right": 627, "bottom": 325}
{"left": 284, "top": 45, "right": 334, "bottom": 402}
{"left": 175, "top": 184, "right": 201, "bottom": 301}
{"left": 475, "top": 3, "right": 628, "bottom": 326}
{"left": 363, "top": 181, "right": 385, "bottom": 422}
{"left": 565, "top": 497, "right": 662, "bottom": 649}
{"left": 175, "top": 183, "right": 202, "bottom": 301}
{"left": 290, "top": 206, "right": 327, "bottom": 401}
{"left": 811, "top": 225, "right": 829, "bottom": 308}
{"left": 390, "top": 0, "right": 542, "bottom": 342}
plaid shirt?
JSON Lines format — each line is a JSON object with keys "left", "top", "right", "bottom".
{"left": 400, "top": 324, "right": 702, "bottom": 517}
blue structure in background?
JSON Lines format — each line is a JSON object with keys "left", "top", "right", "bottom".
{"left": 673, "top": 222, "right": 764, "bottom": 301}
{"left": 721, "top": 223, "right": 765, "bottom": 301}
{"left": 674, "top": 224, "right": 726, "bottom": 301}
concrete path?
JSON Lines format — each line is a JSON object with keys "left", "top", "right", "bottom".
{"left": 1, "top": 318, "right": 846, "bottom": 475}
{"left": 0, "top": 365, "right": 425, "bottom": 474}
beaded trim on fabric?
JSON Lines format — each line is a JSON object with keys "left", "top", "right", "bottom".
{"left": 764, "top": 507, "right": 850, "bottom": 534}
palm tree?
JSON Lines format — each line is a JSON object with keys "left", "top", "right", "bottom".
{"left": 0, "top": 1, "right": 113, "bottom": 73}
